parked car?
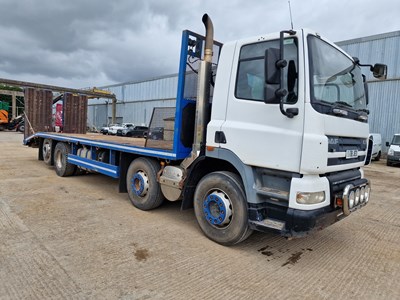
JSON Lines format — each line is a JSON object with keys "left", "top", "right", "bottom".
{"left": 116, "top": 124, "right": 137, "bottom": 136}
{"left": 147, "top": 127, "right": 164, "bottom": 140}
{"left": 119, "top": 125, "right": 149, "bottom": 137}
{"left": 386, "top": 133, "right": 400, "bottom": 166}
{"left": 369, "top": 133, "right": 382, "bottom": 161}
{"left": 108, "top": 123, "right": 134, "bottom": 135}
{"left": 100, "top": 123, "right": 118, "bottom": 135}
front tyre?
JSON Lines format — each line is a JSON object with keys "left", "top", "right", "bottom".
{"left": 126, "top": 157, "right": 164, "bottom": 210}
{"left": 194, "top": 171, "right": 252, "bottom": 246}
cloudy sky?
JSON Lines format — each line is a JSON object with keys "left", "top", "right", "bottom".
{"left": 0, "top": 0, "right": 399, "bottom": 89}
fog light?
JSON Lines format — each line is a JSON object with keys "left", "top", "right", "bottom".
{"left": 355, "top": 188, "right": 360, "bottom": 206}
{"left": 349, "top": 191, "right": 355, "bottom": 208}
{"left": 365, "top": 186, "right": 370, "bottom": 202}
{"left": 296, "top": 191, "right": 325, "bottom": 204}
{"left": 360, "top": 187, "right": 365, "bottom": 203}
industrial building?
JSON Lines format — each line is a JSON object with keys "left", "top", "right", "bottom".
{"left": 88, "top": 30, "right": 400, "bottom": 151}
{"left": 336, "top": 30, "right": 400, "bottom": 148}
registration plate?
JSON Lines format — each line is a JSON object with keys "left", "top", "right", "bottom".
{"left": 346, "top": 150, "right": 358, "bottom": 159}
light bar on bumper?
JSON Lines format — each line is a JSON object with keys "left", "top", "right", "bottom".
{"left": 342, "top": 182, "right": 370, "bottom": 215}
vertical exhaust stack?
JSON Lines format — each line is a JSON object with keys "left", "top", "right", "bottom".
{"left": 193, "top": 14, "right": 213, "bottom": 154}
{"left": 181, "top": 13, "right": 214, "bottom": 170}
{"left": 202, "top": 14, "right": 214, "bottom": 64}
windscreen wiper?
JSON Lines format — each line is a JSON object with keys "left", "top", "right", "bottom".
{"left": 333, "top": 101, "right": 352, "bottom": 108}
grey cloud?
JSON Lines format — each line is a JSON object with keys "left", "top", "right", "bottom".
{"left": 0, "top": 0, "right": 399, "bottom": 88}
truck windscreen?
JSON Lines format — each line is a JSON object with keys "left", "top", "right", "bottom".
{"left": 308, "top": 35, "right": 367, "bottom": 116}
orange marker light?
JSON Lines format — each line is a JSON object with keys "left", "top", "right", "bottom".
{"left": 206, "top": 146, "right": 215, "bottom": 152}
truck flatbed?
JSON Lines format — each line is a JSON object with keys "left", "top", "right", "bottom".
{"left": 26, "top": 132, "right": 176, "bottom": 159}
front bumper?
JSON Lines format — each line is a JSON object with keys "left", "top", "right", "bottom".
{"left": 387, "top": 155, "right": 400, "bottom": 164}
{"left": 249, "top": 206, "right": 345, "bottom": 237}
{"left": 248, "top": 175, "right": 369, "bottom": 237}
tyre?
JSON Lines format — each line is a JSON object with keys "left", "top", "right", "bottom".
{"left": 54, "top": 142, "right": 76, "bottom": 177}
{"left": 42, "top": 139, "right": 53, "bottom": 165}
{"left": 375, "top": 151, "right": 381, "bottom": 161}
{"left": 18, "top": 124, "right": 24, "bottom": 132}
{"left": 194, "top": 171, "right": 252, "bottom": 246}
{"left": 387, "top": 160, "right": 392, "bottom": 166}
{"left": 126, "top": 157, "right": 164, "bottom": 210}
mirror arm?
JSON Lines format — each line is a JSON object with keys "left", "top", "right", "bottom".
{"left": 357, "top": 62, "right": 374, "bottom": 72}
{"left": 278, "top": 30, "right": 297, "bottom": 118}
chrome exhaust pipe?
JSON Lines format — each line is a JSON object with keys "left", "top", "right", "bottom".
{"left": 193, "top": 14, "right": 213, "bottom": 153}
{"left": 181, "top": 14, "right": 214, "bottom": 169}
{"left": 202, "top": 14, "right": 214, "bottom": 63}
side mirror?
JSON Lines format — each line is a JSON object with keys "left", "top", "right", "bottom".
{"left": 386, "top": 141, "right": 390, "bottom": 147}
{"left": 265, "top": 48, "right": 281, "bottom": 84}
{"left": 264, "top": 48, "right": 286, "bottom": 103}
{"left": 372, "top": 63, "right": 387, "bottom": 79}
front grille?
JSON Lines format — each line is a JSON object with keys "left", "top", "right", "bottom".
{"left": 327, "top": 136, "right": 367, "bottom": 152}
{"left": 327, "top": 135, "right": 367, "bottom": 166}
{"left": 393, "top": 151, "right": 400, "bottom": 157}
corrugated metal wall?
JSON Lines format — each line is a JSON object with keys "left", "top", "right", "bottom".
{"left": 337, "top": 30, "right": 400, "bottom": 151}
{"left": 88, "top": 75, "right": 178, "bottom": 129}
{"left": 367, "top": 80, "right": 400, "bottom": 146}
{"left": 337, "top": 31, "right": 400, "bottom": 81}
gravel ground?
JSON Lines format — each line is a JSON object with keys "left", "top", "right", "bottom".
{"left": 0, "top": 131, "right": 399, "bottom": 300}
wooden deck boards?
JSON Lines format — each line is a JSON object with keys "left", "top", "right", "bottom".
{"left": 50, "top": 133, "right": 173, "bottom": 150}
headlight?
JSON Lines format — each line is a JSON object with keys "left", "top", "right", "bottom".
{"left": 388, "top": 148, "right": 394, "bottom": 155}
{"left": 296, "top": 191, "right": 325, "bottom": 204}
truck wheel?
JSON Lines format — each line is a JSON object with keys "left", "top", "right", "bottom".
{"left": 54, "top": 142, "right": 76, "bottom": 177}
{"left": 194, "top": 171, "right": 252, "bottom": 245}
{"left": 126, "top": 157, "right": 164, "bottom": 210}
{"left": 42, "top": 139, "right": 53, "bottom": 165}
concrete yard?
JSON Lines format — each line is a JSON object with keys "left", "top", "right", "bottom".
{"left": 0, "top": 131, "right": 399, "bottom": 299}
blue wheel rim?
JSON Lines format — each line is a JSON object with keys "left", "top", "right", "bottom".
{"left": 203, "top": 193, "right": 227, "bottom": 226}
{"left": 132, "top": 173, "right": 145, "bottom": 196}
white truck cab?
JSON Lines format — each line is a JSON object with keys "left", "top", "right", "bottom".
{"left": 202, "top": 27, "right": 385, "bottom": 239}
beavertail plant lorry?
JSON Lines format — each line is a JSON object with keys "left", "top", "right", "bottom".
{"left": 25, "top": 15, "right": 387, "bottom": 245}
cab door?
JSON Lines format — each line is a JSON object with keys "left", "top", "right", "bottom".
{"left": 220, "top": 34, "right": 305, "bottom": 173}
